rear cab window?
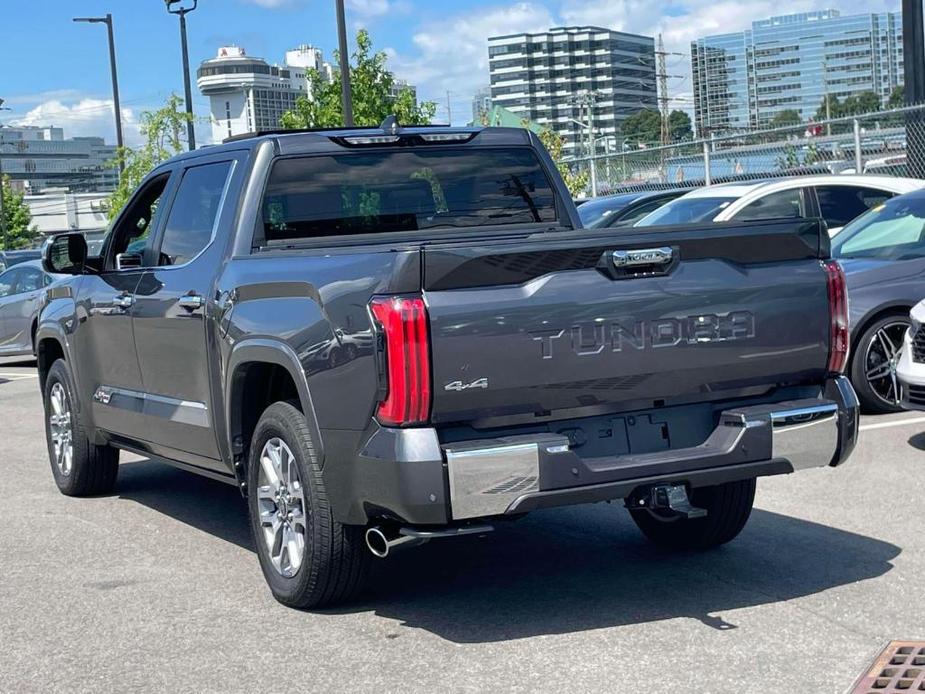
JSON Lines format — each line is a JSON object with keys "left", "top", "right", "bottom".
{"left": 260, "top": 147, "right": 558, "bottom": 243}
{"left": 815, "top": 185, "right": 895, "bottom": 229}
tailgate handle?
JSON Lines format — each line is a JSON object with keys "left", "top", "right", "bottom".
{"left": 612, "top": 247, "right": 673, "bottom": 268}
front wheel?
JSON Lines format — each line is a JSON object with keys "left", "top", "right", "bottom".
{"left": 246, "top": 401, "right": 369, "bottom": 609}
{"left": 850, "top": 315, "right": 910, "bottom": 414}
{"left": 628, "top": 479, "right": 756, "bottom": 550}
{"left": 43, "top": 359, "right": 119, "bottom": 496}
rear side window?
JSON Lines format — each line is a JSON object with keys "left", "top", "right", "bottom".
{"left": 815, "top": 185, "right": 894, "bottom": 228}
{"left": 158, "top": 162, "right": 232, "bottom": 266}
{"left": 261, "top": 147, "right": 557, "bottom": 241}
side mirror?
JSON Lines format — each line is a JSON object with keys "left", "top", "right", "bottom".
{"left": 43, "top": 233, "right": 88, "bottom": 275}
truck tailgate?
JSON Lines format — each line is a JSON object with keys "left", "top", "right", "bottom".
{"left": 423, "top": 219, "right": 831, "bottom": 424}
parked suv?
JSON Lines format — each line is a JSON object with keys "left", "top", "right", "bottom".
{"left": 38, "top": 121, "right": 859, "bottom": 608}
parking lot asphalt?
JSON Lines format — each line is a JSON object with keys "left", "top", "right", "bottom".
{"left": 1, "top": 354, "right": 924, "bottom": 693}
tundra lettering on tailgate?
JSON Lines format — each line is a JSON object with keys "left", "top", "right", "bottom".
{"left": 529, "top": 311, "right": 756, "bottom": 360}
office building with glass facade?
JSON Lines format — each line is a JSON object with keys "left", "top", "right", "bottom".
{"left": 691, "top": 10, "right": 903, "bottom": 135}
{"left": 488, "top": 27, "right": 657, "bottom": 158}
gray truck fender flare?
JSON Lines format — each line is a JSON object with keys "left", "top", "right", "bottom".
{"left": 225, "top": 338, "right": 325, "bottom": 469}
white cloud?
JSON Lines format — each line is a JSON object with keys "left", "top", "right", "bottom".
{"left": 387, "top": 2, "right": 555, "bottom": 122}
{"left": 347, "top": 0, "right": 391, "bottom": 17}
{"left": 10, "top": 98, "right": 140, "bottom": 147}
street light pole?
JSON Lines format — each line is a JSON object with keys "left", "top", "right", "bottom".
{"left": 0, "top": 98, "right": 9, "bottom": 251}
{"left": 73, "top": 15, "right": 124, "bottom": 170}
{"left": 165, "top": 0, "right": 198, "bottom": 150}
{"left": 335, "top": 0, "right": 354, "bottom": 126}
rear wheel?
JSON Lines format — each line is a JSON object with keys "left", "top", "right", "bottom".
{"left": 850, "top": 315, "right": 910, "bottom": 413}
{"left": 246, "top": 401, "right": 369, "bottom": 609}
{"left": 43, "top": 359, "right": 119, "bottom": 496}
{"left": 628, "top": 479, "right": 756, "bottom": 550}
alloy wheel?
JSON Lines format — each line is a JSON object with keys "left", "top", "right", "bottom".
{"left": 864, "top": 320, "right": 909, "bottom": 407}
{"left": 256, "top": 437, "right": 307, "bottom": 578}
{"left": 49, "top": 382, "right": 73, "bottom": 476}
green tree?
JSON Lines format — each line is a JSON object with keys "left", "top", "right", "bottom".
{"left": 888, "top": 85, "right": 905, "bottom": 109}
{"left": 621, "top": 109, "right": 691, "bottom": 144}
{"left": 770, "top": 109, "right": 802, "bottom": 128}
{"left": 621, "top": 109, "right": 661, "bottom": 144}
{"left": 668, "top": 110, "right": 693, "bottom": 141}
{"left": 0, "top": 175, "right": 39, "bottom": 250}
{"left": 107, "top": 94, "right": 194, "bottom": 220}
{"left": 281, "top": 30, "right": 436, "bottom": 128}
{"left": 538, "top": 128, "right": 589, "bottom": 198}
{"left": 815, "top": 94, "right": 842, "bottom": 122}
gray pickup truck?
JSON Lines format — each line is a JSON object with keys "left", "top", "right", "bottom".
{"left": 38, "top": 121, "right": 859, "bottom": 608}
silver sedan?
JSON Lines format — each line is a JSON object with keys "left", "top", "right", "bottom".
{"left": 0, "top": 259, "right": 62, "bottom": 357}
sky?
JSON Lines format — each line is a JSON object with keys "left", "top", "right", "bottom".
{"left": 0, "top": 0, "right": 905, "bottom": 146}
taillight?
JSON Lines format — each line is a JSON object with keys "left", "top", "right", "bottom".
{"left": 824, "top": 260, "right": 849, "bottom": 373}
{"left": 369, "top": 296, "right": 431, "bottom": 426}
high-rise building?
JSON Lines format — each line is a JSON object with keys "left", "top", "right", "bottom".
{"left": 488, "top": 27, "right": 657, "bottom": 158}
{"left": 198, "top": 44, "right": 418, "bottom": 143}
{"left": 691, "top": 10, "right": 904, "bottom": 135}
{"left": 471, "top": 86, "right": 492, "bottom": 124}
{"left": 0, "top": 125, "right": 118, "bottom": 193}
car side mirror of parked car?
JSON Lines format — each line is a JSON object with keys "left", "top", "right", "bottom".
{"left": 43, "top": 233, "right": 88, "bottom": 275}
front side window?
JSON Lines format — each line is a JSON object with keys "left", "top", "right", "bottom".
{"left": 261, "top": 147, "right": 557, "bottom": 241}
{"left": 735, "top": 188, "right": 803, "bottom": 221}
{"left": 108, "top": 173, "right": 171, "bottom": 268}
{"left": 158, "top": 162, "right": 232, "bottom": 266}
{"left": 0, "top": 268, "right": 17, "bottom": 298}
{"left": 16, "top": 267, "right": 43, "bottom": 292}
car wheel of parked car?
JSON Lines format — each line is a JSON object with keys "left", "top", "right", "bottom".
{"left": 628, "top": 479, "right": 756, "bottom": 550}
{"left": 247, "top": 401, "right": 369, "bottom": 609}
{"left": 850, "top": 315, "right": 910, "bottom": 414}
{"left": 43, "top": 359, "right": 119, "bottom": 496}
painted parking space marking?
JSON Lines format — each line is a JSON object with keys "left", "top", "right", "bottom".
{"left": 859, "top": 416, "right": 925, "bottom": 432}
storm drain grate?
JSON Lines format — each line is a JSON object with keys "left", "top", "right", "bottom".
{"left": 850, "top": 641, "right": 925, "bottom": 693}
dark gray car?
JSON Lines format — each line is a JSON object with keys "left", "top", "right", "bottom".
{"left": 578, "top": 189, "right": 685, "bottom": 228}
{"left": 0, "top": 260, "right": 61, "bottom": 357}
{"left": 831, "top": 188, "right": 925, "bottom": 412}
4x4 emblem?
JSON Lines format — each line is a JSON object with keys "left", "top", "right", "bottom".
{"left": 444, "top": 378, "right": 489, "bottom": 392}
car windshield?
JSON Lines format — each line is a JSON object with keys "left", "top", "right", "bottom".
{"left": 577, "top": 193, "right": 643, "bottom": 227}
{"left": 634, "top": 196, "right": 737, "bottom": 227}
{"left": 832, "top": 194, "right": 925, "bottom": 261}
{"left": 261, "top": 147, "right": 558, "bottom": 241}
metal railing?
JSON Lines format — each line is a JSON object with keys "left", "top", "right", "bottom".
{"left": 565, "top": 104, "right": 925, "bottom": 196}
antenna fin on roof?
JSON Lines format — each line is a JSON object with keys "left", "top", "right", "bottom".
{"left": 380, "top": 115, "right": 400, "bottom": 134}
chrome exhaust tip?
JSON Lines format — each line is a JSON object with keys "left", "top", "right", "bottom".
{"left": 365, "top": 527, "right": 392, "bottom": 558}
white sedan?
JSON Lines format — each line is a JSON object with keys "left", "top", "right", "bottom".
{"left": 635, "top": 174, "right": 925, "bottom": 235}
{"left": 897, "top": 301, "right": 925, "bottom": 410}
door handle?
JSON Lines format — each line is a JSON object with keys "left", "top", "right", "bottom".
{"left": 178, "top": 293, "right": 204, "bottom": 311}
{"left": 112, "top": 294, "right": 134, "bottom": 309}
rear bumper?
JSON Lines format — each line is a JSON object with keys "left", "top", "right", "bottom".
{"left": 343, "top": 376, "right": 859, "bottom": 525}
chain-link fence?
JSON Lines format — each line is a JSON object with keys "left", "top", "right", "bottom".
{"left": 565, "top": 104, "right": 925, "bottom": 197}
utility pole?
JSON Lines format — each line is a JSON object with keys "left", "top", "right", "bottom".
{"left": 335, "top": 0, "right": 354, "bottom": 126}
{"left": 903, "top": 0, "right": 925, "bottom": 178}
{"left": 823, "top": 59, "right": 832, "bottom": 136}
{"left": 73, "top": 15, "right": 124, "bottom": 171}
{"left": 657, "top": 35, "right": 670, "bottom": 146}
{"left": 446, "top": 91, "right": 452, "bottom": 125}
{"left": 0, "top": 98, "right": 8, "bottom": 251}
{"left": 164, "top": 1, "right": 198, "bottom": 150}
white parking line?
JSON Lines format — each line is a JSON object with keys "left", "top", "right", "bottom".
{"left": 0, "top": 373, "right": 38, "bottom": 380}
{"left": 860, "top": 416, "right": 925, "bottom": 432}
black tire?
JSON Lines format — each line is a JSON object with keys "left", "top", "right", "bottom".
{"left": 43, "top": 359, "right": 119, "bottom": 496}
{"left": 628, "top": 479, "right": 756, "bottom": 550}
{"left": 246, "top": 401, "right": 369, "bottom": 609}
{"left": 850, "top": 314, "right": 910, "bottom": 414}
